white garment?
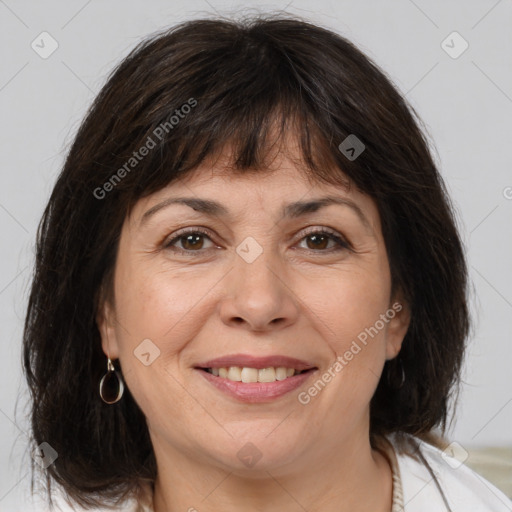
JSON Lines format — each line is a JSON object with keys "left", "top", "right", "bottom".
{"left": 388, "top": 433, "right": 512, "bottom": 511}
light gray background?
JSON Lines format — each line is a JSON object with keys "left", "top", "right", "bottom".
{"left": 1, "top": 0, "right": 511, "bottom": 510}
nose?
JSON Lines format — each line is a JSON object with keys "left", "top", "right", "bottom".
{"left": 218, "top": 246, "right": 300, "bottom": 333}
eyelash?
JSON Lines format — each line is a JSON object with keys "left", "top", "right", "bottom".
{"left": 162, "top": 226, "right": 352, "bottom": 256}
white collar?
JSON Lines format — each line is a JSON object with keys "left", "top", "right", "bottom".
{"left": 385, "top": 433, "right": 512, "bottom": 511}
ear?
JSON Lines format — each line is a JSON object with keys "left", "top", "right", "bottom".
{"left": 384, "top": 292, "right": 411, "bottom": 360}
{"left": 96, "top": 289, "right": 121, "bottom": 360}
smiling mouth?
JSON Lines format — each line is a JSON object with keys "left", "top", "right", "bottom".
{"left": 197, "top": 366, "right": 316, "bottom": 383}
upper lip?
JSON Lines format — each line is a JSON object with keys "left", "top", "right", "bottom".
{"left": 195, "top": 354, "right": 317, "bottom": 371}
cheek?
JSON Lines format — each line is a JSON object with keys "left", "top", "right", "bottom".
{"left": 111, "top": 266, "right": 215, "bottom": 426}
{"left": 302, "top": 270, "right": 392, "bottom": 421}
{"left": 113, "top": 261, "right": 222, "bottom": 360}
{"left": 308, "top": 260, "right": 391, "bottom": 365}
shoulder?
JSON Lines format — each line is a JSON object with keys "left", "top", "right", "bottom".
{"left": 387, "top": 433, "right": 512, "bottom": 512}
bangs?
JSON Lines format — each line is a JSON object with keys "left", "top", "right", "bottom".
{"left": 93, "top": 24, "right": 354, "bottom": 216}
{"left": 120, "top": 100, "right": 351, "bottom": 220}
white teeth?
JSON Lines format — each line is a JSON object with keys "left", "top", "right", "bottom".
{"left": 275, "top": 367, "right": 288, "bottom": 380}
{"left": 241, "top": 367, "right": 258, "bottom": 383}
{"left": 206, "top": 366, "right": 303, "bottom": 383}
{"left": 258, "top": 367, "right": 276, "bottom": 382}
{"left": 227, "top": 367, "right": 242, "bottom": 381}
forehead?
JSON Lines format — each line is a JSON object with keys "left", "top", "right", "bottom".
{"left": 131, "top": 149, "right": 366, "bottom": 216}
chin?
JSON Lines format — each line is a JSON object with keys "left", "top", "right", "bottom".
{"left": 204, "top": 427, "right": 306, "bottom": 473}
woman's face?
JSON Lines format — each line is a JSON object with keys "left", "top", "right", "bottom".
{"left": 98, "top": 148, "right": 410, "bottom": 474}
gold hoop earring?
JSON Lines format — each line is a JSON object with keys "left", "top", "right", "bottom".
{"left": 99, "top": 357, "right": 125, "bottom": 404}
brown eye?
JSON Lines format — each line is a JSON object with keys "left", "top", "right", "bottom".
{"left": 297, "top": 229, "right": 351, "bottom": 253}
{"left": 179, "top": 233, "right": 205, "bottom": 251}
{"left": 163, "top": 229, "right": 215, "bottom": 254}
{"left": 305, "top": 233, "right": 330, "bottom": 250}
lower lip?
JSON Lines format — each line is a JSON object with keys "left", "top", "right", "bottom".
{"left": 195, "top": 368, "right": 317, "bottom": 403}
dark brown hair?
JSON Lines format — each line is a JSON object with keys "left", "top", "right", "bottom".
{"left": 22, "top": 13, "right": 470, "bottom": 509}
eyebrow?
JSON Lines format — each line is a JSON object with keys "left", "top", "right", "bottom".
{"left": 140, "top": 195, "right": 373, "bottom": 232}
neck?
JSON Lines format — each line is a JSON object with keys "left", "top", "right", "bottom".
{"left": 151, "top": 432, "right": 392, "bottom": 512}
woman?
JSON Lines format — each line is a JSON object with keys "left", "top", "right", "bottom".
{"left": 22, "top": 14, "right": 511, "bottom": 512}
